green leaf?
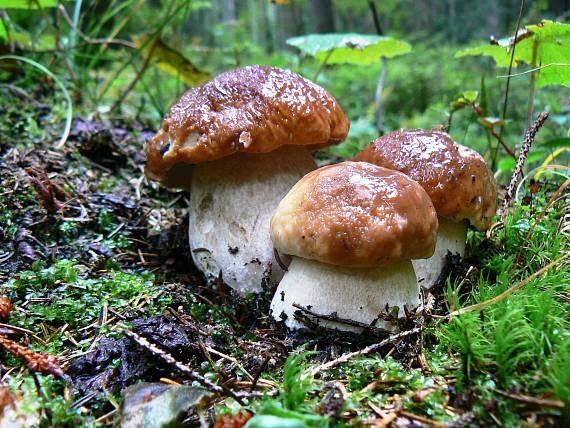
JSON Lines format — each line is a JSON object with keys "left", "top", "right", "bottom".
{"left": 0, "top": 0, "right": 57, "bottom": 8}
{"left": 0, "top": 18, "right": 7, "bottom": 42}
{"left": 478, "top": 116, "right": 506, "bottom": 128}
{"left": 287, "top": 33, "right": 411, "bottom": 65}
{"left": 463, "top": 90, "right": 479, "bottom": 103}
{"left": 538, "top": 137, "right": 570, "bottom": 149}
{"left": 498, "top": 150, "right": 549, "bottom": 172}
{"left": 455, "top": 20, "right": 570, "bottom": 88}
{"left": 132, "top": 35, "right": 211, "bottom": 86}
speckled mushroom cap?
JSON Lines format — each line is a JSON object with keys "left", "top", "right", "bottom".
{"left": 354, "top": 130, "right": 497, "bottom": 231}
{"left": 270, "top": 161, "right": 438, "bottom": 268}
{"left": 145, "top": 65, "right": 349, "bottom": 185}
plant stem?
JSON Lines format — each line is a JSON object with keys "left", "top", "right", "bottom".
{"left": 368, "top": 0, "right": 387, "bottom": 134}
{"left": 375, "top": 57, "right": 388, "bottom": 134}
{"left": 69, "top": 0, "right": 83, "bottom": 64}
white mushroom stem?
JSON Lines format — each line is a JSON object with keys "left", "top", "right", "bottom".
{"left": 412, "top": 216, "right": 468, "bottom": 289}
{"left": 270, "top": 257, "right": 421, "bottom": 332}
{"left": 189, "top": 145, "right": 316, "bottom": 294}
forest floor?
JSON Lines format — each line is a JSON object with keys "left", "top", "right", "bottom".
{"left": 0, "top": 80, "right": 568, "bottom": 427}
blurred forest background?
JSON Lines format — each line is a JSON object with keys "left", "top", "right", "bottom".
{"left": 2, "top": 0, "right": 570, "bottom": 174}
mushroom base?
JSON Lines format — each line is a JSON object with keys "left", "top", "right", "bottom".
{"left": 189, "top": 145, "right": 316, "bottom": 294}
{"left": 270, "top": 257, "right": 420, "bottom": 332}
{"left": 412, "top": 217, "right": 467, "bottom": 289}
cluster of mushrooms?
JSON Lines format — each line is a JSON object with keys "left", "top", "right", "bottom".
{"left": 145, "top": 65, "right": 497, "bottom": 332}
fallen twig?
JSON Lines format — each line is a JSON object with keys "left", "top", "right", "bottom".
{"left": 310, "top": 327, "right": 421, "bottom": 376}
{"left": 122, "top": 328, "right": 246, "bottom": 405}
{"left": 501, "top": 111, "right": 549, "bottom": 223}
{"left": 399, "top": 410, "right": 443, "bottom": 427}
{"left": 293, "top": 303, "right": 394, "bottom": 335}
{"left": 492, "top": 388, "right": 564, "bottom": 409}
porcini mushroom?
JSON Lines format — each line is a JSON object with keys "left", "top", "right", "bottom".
{"left": 270, "top": 161, "right": 438, "bottom": 332}
{"left": 145, "top": 65, "right": 349, "bottom": 293}
{"left": 354, "top": 129, "right": 497, "bottom": 289}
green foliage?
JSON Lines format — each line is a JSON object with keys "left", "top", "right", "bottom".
{"left": 6, "top": 260, "right": 171, "bottom": 352}
{"left": 0, "top": 55, "right": 72, "bottom": 148}
{"left": 323, "top": 355, "right": 451, "bottom": 423}
{"left": 281, "top": 352, "right": 316, "bottom": 412}
{"left": 440, "top": 192, "right": 570, "bottom": 403}
{"left": 0, "top": 0, "right": 57, "bottom": 9}
{"left": 246, "top": 352, "right": 330, "bottom": 428}
{"left": 456, "top": 20, "right": 570, "bottom": 88}
{"left": 0, "top": 17, "right": 7, "bottom": 41}
{"left": 547, "top": 339, "right": 570, "bottom": 420}
{"left": 287, "top": 33, "right": 411, "bottom": 65}
{"left": 6, "top": 376, "right": 93, "bottom": 428}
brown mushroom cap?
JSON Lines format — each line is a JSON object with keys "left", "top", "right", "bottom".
{"left": 270, "top": 161, "right": 438, "bottom": 268}
{"left": 145, "top": 65, "right": 349, "bottom": 184}
{"left": 354, "top": 129, "right": 497, "bottom": 230}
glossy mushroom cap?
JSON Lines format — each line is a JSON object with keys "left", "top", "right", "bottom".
{"left": 145, "top": 65, "right": 349, "bottom": 185}
{"left": 354, "top": 129, "right": 497, "bottom": 230}
{"left": 270, "top": 161, "right": 438, "bottom": 268}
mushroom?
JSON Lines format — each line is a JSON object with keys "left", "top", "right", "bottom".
{"left": 145, "top": 65, "right": 349, "bottom": 294}
{"left": 269, "top": 161, "right": 438, "bottom": 332}
{"left": 354, "top": 129, "right": 497, "bottom": 289}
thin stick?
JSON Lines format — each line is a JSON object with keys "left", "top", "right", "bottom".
{"left": 501, "top": 111, "right": 549, "bottom": 223}
{"left": 310, "top": 327, "right": 421, "bottom": 376}
{"left": 122, "top": 329, "right": 245, "bottom": 405}
{"left": 497, "top": 62, "right": 570, "bottom": 78}
{"left": 448, "top": 253, "right": 568, "bottom": 317}
{"left": 399, "top": 410, "right": 443, "bottom": 427}
{"left": 491, "top": 388, "right": 565, "bottom": 409}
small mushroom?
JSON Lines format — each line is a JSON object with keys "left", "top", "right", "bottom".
{"left": 354, "top": 129, "right": 497, "bottom": 288}
{"left": 269, "top": 161, "right": 438, "bottom": 332}
{"left": 145, "top": 65, "right": 349, "bottom": 294}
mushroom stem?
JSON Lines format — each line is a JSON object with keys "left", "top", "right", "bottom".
{"left": 189, "top": 145, "right": 316, "bottom": 294}
{"left": 412, "top": 216, "right": 468, "bottom": 289}
{"left": 270, "top": 257, "right": 420, "bottom": 332}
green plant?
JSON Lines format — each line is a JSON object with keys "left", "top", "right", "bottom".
{"left": 245, "top": 352, "right": 330, "bottom": 428}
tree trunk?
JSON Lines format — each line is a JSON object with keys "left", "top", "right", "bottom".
{"left": 222, "top": 0, "right": 236, "bottom": 26}
{"left": 310, "top": 0, "right": 335, "bottom": 33}
{"left": 271, "top": 2, "right": 297, "bottom": 51}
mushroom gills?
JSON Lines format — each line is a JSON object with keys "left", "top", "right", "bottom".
{"left": 270, "top": 257, "right": 421, "bottom": 332}
{"left": 412, "top": 216, "right": 468, "bottom": 289}
{"left": 188, "top": 145, "right": 316, "bottom": 294}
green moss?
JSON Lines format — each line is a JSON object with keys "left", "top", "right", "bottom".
{"left": 6, "top": 260, "right": 171, "bottom": 353}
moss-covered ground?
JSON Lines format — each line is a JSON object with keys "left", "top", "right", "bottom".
{"left": 0, "top": 69, "right": 568, "bottom": 428}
